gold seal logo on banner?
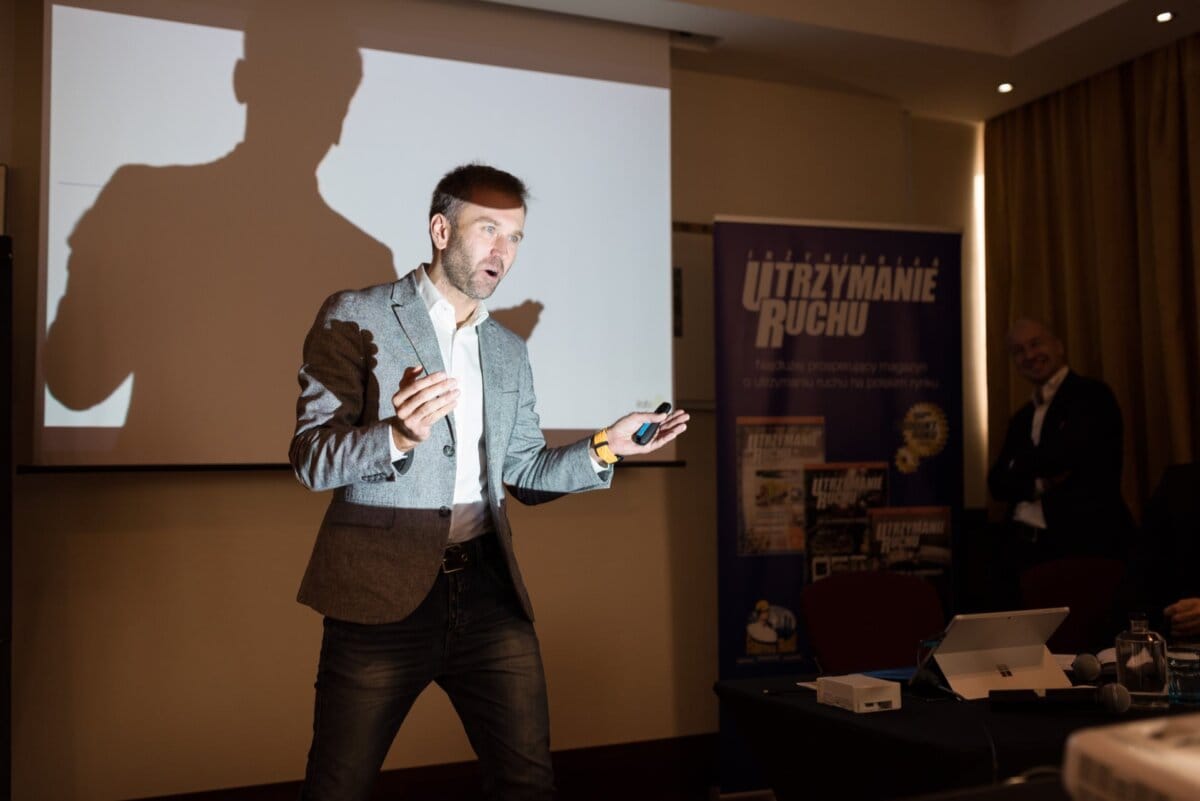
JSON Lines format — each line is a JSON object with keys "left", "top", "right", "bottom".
{"left": 902, "top": 403, "right": 949, "bottom": 457}
{"left": 895, "top": 403, "right": 949, "bottom": 473}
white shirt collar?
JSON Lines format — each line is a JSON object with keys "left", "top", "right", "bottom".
{"left": 415, "top": 264, "right": 489, "bottom": 329}
{"left": 1035, "top": 365, "right": 1070, "bottom": 406}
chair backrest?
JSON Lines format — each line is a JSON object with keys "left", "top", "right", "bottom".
{"left": 1018, "top": 556, "right": 1126, "bottom": 654}
{"left": 800, "top": 570, "right": 945, "bottom": 675}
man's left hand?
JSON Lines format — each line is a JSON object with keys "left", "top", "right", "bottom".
{"left": 606, "top": 408, "right": 690, "bottom": 457}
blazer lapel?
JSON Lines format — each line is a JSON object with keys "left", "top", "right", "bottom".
{"left": 391, "top": 274, "right": 444, "bottom": 375}
{"left": 1040, "top": 372, "right": 1076, "bottom": 444}
{"left": 1010, "top": 402, "right": 1035, "bottom": 447}
{"left": 479, "top": 320, "right": 509, "bottom": 463}
{"left": 390, "top": 271, "right": 455, "bottom": 441}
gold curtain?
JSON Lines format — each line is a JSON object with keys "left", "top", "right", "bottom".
{"left": 985, "top": 33, "right": 1200, "bottom": 516}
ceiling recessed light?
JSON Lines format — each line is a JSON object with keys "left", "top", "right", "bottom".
{"left": 1157, "top": 11, "right": 1174, "bottom": 23}
{"left": 997, "top": 83, "right": 1014, "bottom": 94}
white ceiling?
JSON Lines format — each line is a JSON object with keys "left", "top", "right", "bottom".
{"left": 481, "top": 0, "right": 1199, "bottom": 121}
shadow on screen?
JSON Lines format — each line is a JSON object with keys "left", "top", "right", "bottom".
{"left": 43, "top": 0, "right": 395, "bottom": 464}
{"left": 489, "top": 300, "right": 543, "bottom": 342}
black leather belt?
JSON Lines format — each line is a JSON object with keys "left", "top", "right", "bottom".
{"left": 442, "top": 533, "right": 497, "bottom": 574}
{"left": 442, "top": 544, "right": 470, "bottom": 573}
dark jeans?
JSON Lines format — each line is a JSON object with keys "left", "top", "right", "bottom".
{"left": 299, "top": 534, "right": 552, "bottom": 801}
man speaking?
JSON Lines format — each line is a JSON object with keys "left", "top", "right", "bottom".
{"left": 288, "top": 163, "right": 687, "bottom": 800}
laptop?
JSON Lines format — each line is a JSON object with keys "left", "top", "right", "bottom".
{"left": 922, "top": 607, "right": 1073, "bottom": 700}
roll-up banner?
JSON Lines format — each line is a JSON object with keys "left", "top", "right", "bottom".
{"left": 713, "top": 217, "right": 963, "bottom": 791}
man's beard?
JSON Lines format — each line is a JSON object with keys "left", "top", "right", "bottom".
{"left": 442, "top": 232, "right": 499, "bottom": 300}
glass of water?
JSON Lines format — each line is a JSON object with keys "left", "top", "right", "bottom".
{"left": 1167, "top": 645, "right": 1200, "bottom": 706}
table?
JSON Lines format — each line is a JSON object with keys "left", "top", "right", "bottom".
{"left": 714, "top": 676, "right": 1176, "bottom": 801}
{"left": 901, "top": 777, "right": 1069, "bottom": 801}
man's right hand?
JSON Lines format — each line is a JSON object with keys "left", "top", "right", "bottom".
{"left": 1166, "top": 598, "right": 1200, "bottom": 638}
{"left": 391, "top": 367, "right": 459, "bottom": 452}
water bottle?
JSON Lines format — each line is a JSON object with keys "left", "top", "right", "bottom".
{"left": 1115, "top": 613, "right": 1168, "bottom": 709}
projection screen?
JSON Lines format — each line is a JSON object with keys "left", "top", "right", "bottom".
{"left": 37, "top": 0, "right": 674, "bottom": 466}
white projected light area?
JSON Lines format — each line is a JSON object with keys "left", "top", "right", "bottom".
{"left": 41, "top": 5, "right": 672, "bottom": 465}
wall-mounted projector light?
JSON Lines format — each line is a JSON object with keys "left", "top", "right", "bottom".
{"left": 1156, "top": 11, "right": 1173, "bottom": 23}
{"left": 997, "top": 83, "right": 1014, "bottom": 94}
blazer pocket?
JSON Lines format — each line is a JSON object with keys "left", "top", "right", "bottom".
{"left": 323, "top": 501, "right": 396, "bottom": 528}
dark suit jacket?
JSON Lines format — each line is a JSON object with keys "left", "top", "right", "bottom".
{"left": 1125, "top": 463, "right": 1200, "bottom": 632}
{"left": 289, "top": 270, "right": 613, "bottom": 624}
{"left": 987, "top": 370, "right": 1133, "bottom": 557}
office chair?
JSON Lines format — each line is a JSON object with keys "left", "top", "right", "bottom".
{"left": 1018, "top": 555, "right": 1126, "bottom": 654}
{"left": 800, "top": 570, "right": 945, "bottom": 675}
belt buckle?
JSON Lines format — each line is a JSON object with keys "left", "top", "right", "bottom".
{"left": 442, "top": 544, "right": 468, "bottom": 574}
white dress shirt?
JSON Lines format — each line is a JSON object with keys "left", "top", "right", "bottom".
{"left": 1013, "top": 365, "right": 1069, "bottom": 530}
{"left": 389, "top": 266, "right": 610, "bottom": 543}
{"left": 390, "top": 265, "right": 490, "bottom": 543}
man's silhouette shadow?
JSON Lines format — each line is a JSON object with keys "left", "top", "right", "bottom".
{"left": 45, "top": 0, "right": 394, "bottom": 463}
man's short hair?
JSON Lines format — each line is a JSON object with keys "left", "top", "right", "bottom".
{"left": 429, "top": 164, "right": 529, "bottom": 225}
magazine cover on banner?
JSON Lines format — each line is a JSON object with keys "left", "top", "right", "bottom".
{"left": 714, "top": 217, "right": 963, "bottom": 792}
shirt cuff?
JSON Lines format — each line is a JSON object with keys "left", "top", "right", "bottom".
{"left": 389, "top": 429, "right": 409, "bottom": 472}
{"left": 588, "top": 449, "right": 610, "bottom": 473}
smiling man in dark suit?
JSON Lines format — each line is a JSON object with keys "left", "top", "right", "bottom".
{"left": 987, "top": 318, "right": 1133, "bottom": 586}
{"left": 289, "top": 164, "right": 688, "bottom": 800}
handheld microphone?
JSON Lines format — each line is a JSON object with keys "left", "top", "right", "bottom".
{"left": 989, "top": 684, "right": 1131, "bottom": 715}
{"left": 1096, "top": 683, "right": 1133, "bottom": 714}
{"left": 1071, "top": 653, "right": 1102, "bottom": 684}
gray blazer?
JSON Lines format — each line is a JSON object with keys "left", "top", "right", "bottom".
{"left": 290, "top": 269, "right": 612, "bottom": 624}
